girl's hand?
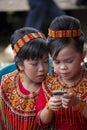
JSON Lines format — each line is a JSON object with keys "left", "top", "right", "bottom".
{"left": 47, "top": 96, "right": 62, "bottom": 111}
{"left": 62, "top": 93, "right": 80, "bottom": 108}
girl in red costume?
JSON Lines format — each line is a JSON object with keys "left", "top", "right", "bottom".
{"left": 0, "top": 27, "right": 49, "bottom": 130}
{"left": 36, "top": 15, "right": 87, "bottom": 130}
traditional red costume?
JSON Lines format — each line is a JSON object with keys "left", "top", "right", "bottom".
{"left": 0, "top": 70, "right": 43, "bottom": 130}
{"left": 36, "top": 68, "right": 87, "bottom": 130}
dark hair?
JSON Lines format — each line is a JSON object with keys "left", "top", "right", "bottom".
{"left": 47, "top": 15, "right": 85, "bottom": 59}
{"left": 10, "top": 27, "right": 48, "bottom": 69}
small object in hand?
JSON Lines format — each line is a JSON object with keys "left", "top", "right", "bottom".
{"left": 53, "top": 90, "right": 67, "bottom": 96}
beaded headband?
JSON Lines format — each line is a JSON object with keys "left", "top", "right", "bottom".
{"left": 48, "top": 28, "right": 81, "bottom": 38}
{"left": 13, "top": 32, "right": 46, "bottom": 56}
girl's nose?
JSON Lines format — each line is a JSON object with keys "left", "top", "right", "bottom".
{"left": 38, "top": 64, "right": 44, "bottom": 71}
{"left": 60, "top": 63, "right": 67, "bottom": 70}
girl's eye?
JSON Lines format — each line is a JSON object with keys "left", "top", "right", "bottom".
{"left": 66, "top": 59, "right": 73, "bottom": 63}
{"left": 30, "top": 62, "right": 37, "bottom": 66}
{"left": 44, "top": 59, "right": 49, "bottom": 64}
{"left": 53, "top": 60, "right": 60, "bottom": 64}
{"left": 53, "top": 59, "right": 73, "bottom": 64}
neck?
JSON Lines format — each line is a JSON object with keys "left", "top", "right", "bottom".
{"left": 20, "top": 72, "right": 41, "bottom": 93}
{"left": 22, "top": 82, "right": 41, "bottom": 93}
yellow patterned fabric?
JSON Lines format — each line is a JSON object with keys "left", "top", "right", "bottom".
{"left": 42, "top": 68, "right": 87, "bottom": 129}
{"left": 48, "top": 29, "right": 81, "bottom": 38}
{"left": 14, "top": 32, "right": 45, "bottom": 56}
{"left": 0, "top": 70, "right": 42, "bottom": 130}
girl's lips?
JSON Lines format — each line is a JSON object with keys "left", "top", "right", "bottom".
{"left": 37, "top": 74, "right": 44, "bottom": 77}
{"left": 61, "top": 73, "right": 69, "bottom": 77}
{"left": 37, "top": 74, "right": 45, "bottom": 78}
{"left": 36, "top": 75, "right": 45, "bottom": 81}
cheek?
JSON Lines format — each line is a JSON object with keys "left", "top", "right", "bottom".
{"left": 24, "top": 68, "right": 37, "bottom": 80}
{"left": 68, "top": 61, "right": 81, "bottom": 74}
{"left": 24, "top": 66, "right": 35, "bottom": 74}
{"left": 71, "top": 61, "right": 81, "bottom": 69}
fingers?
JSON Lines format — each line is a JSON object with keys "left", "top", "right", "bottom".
{"left": 48, "top": 93, "right": 80, "bottom": 110}
{"left": 62, "top": 98, "right": 71, "bottom": 108}
{"left": 48, "top": 96, "right": 62, "bottom": 111}
{"left": 62, "top": 93, "right": 79, "bottom": 108}
{"left": 63, "top": 93, "right": 74, "bottom": 108}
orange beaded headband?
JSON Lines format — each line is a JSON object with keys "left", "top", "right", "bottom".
{"left": 13, "top": 32, "right": 46, "bottom": 56}
{"left": 48, "top": 28, "right": 81, "bottom": 38}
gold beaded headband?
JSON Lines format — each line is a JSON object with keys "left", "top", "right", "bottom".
{"left": 48, "top": 28, "right": 81, "bottom": 38}
{"left": 13, "top": 32, "right": 46, "bottom": 56}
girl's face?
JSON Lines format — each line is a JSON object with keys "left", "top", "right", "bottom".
{"left": 53, "top": 44, "right": 85, "bottom": 83}
{"left": 22, "top": 54, "right": 49, "bottom": 83}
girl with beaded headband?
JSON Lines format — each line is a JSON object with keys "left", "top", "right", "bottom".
{"left": 0, "top": 27, "right": 51, "bottom": 130}
{"left": 36, "top": 15, "right": 87, "bottom": 130}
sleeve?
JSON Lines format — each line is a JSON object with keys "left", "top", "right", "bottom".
{"left": 36, "top": 86, "right": 50, "bottom": 128}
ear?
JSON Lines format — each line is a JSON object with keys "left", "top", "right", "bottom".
{"left": 83, "top": 50, "right": 87, "bottom": 59}
{"left": 18, "top": 64, "right": 24, "bottom": 72}
{"left": 83, "top": 50, "right": 87, "bottom": 62}
{"left": 80, "top": 51, "right": 86, "bottom": 63}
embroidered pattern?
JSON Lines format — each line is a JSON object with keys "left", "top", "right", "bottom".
{"left": 1, "top": 71, "right": 39, "bottom": 116}
{"left": 48, "top": 29, "right": 81, "bottom": 38}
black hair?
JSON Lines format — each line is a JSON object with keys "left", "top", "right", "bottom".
{"left": 10, "top": 27, "right": 48, "bottom": 69}
{"left": 47, "top": 15, "right": 85, "bottom": 59}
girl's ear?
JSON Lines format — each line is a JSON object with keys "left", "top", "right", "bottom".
{"left": 81, "top": 51, "right": 87, "bottom": 67}
{"left": 82, "top": 51, "right": 87, "bottom": 68}
{"left": 18, "top": 64, "right": 24, "bottom": 72}
{"left": 19, "top": 66, "right": 24, "bottom": 71}
{"left": 80, "top": 51, "right": 86, "bottom": 62}
{"left": 83, "top": 50, "right": 87, "bottom": 59}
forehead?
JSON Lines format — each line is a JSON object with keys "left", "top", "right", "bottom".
{"left": 56, "top": 45, "right": 80, "bottom": 60}
{"left": 27, "top": 54, "right": 49, "bottom": 61}
{"left": 34, "top": 53, "right": 49, "bottom": 59}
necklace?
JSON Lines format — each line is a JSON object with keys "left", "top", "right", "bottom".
{"left": 14, "top": 71, "right": 40, "bottom": 98}
{"left": 56, "top": 68, "right": 85, "bottom": 89}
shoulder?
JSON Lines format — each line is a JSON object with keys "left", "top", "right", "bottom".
{"left": 46, "top": 72, "right": 58, "bottom": 90}
{"left": 1, "top": 70, "right": 18, "bottom": 90}
{"left": 2, "top": 70, "right": 17, "bottom": 81}
{"left": 41, "top": 72, "right": 59, "bottom": 98}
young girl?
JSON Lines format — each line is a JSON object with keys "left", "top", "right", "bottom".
{"left": 36, "top": 15, "right": 87, "bottom": 130}
{"left": 0, "top": 27, "right": 49, "bottom": 130}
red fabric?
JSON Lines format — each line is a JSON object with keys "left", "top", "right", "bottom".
{"left": 36, "top": 86, "right": 46, "bottom": 112}
{"left": 0, "top": 71, "right": 42, "bottom": 130}
{"left": 19, "top": 80, "right": 30, "bottom": 95}
{"left": 36, "top": 76, "right": 87, "bottom": 130}
{"left": 0, "top": 83, "right": 1, "bottom": 127}
{"left": 36, "top": 86, "right": 52, "bottom": 128}
{"left": 36, "top": 110, "right": 50, "bottom": 129}
{"left": 36, "top": 111, "right": 42, "bottom": 126}
{"left": 36, "top": 91, "right": 51, "bottom": 129}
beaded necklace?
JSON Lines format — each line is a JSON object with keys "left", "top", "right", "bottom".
{"left": 56, "top": 68, "right": 85, "bottom": 90}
